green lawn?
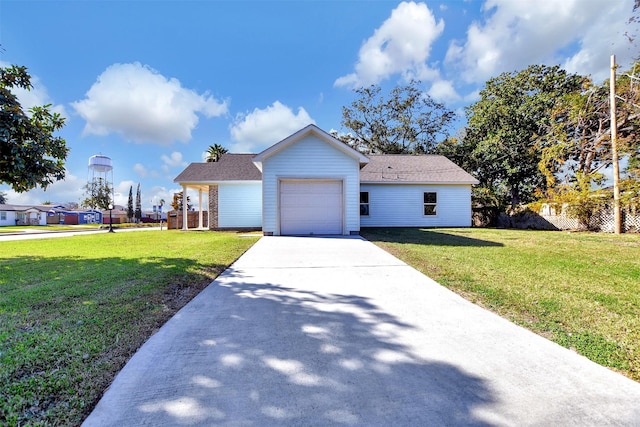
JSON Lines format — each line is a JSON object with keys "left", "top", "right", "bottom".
{"left": 0, "top": 224, "right": 160, "bottom": 233}
{"left": 0, "top": 231, "right": 259, "bottom": 426}
{"left": 361, "top": 228, "right": 640, "bottom": 382}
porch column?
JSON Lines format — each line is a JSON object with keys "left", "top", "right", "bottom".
{"left": 182, "top": 185, "right": 188, "bottom": 230}
{"left": 198, "top": 188, "right": 203, "bottom": 229}
{"left": 209, "top": 185, "right": 219, "bottom": 229}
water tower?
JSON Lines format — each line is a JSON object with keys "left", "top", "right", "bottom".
{"left": 88, "top": 154, "right": 115, "bottom": 229}
{"left": 88, "top": 154, "right": 114, "bottom": 192}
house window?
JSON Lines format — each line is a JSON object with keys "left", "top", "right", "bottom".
{"left": 423, "top": 192, "right": 437, "bottom": 216}
{"left": 360, "top": 192, "right": 369, "bottom": 216}
{"left": 0, "top": 212, "right": 6, "bottom": 221}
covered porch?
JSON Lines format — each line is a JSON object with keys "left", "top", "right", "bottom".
{"left": 177, "top": 183, "right": 215, "bottom": 230}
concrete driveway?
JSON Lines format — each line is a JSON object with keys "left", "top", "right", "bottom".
{"left": 83, "top": 236, "right": 640, "bottom": 426}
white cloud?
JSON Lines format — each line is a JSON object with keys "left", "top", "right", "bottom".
{"left": 0, "top": 176, "right": 169, "bottom": 211}
{"left": 1, "top": 171, "right": 85, "bottom": 206}
{"left": 133, "top": 163, "right": 148, "bottom": 177}
{"left": 334, "top": 1, "right": 444, "bottom": 88}
{"left": 229, "top": 101, "right": 315, "bottom": 153}
{"left": 445, "top": 0, "right": 639, "bottom": 83}
{"left": 113, "top": 180, "right": 137, "bottom": 207}
{"left": 146, "top": 186, "right": 174, "bottom": 211}
{"left": 428, "top": 79, "right": 460, "bottom": 103}
{"left": 161, "top": 152, "right": 188, "bottom": 168}
{"left": 71, "top": 62, "right": 228, "bottom": 145}
{"left": 463, "top": 89, "right": 481, "bottom": 103}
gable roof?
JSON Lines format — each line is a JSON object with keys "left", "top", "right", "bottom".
{"left": 174, "top": 154, "right": 262, "bottom": 183}
{"left": 360, "top": 155, "right": 479, "bottom": 185}
{"left": 252, "top": 124, "right": 369, "bottom": 170}
{"left": 0, "top": 204, "right": 61, "bottom": 212}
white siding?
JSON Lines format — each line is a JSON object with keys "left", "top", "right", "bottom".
{"left": 0, "top": 211, "right": 15, "bottom": 226}
{"left": 218, "top": 182, "right": 262, "bottom": 228}
{"left": 360, "top": 184, "right": 473, "bottom": 227}
{"left": 262, "top": 134, "right": 361, "bottom": 235}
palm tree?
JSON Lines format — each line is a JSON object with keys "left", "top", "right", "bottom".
{"left": 206, "top": 144, "right": 228, "bottom": 162}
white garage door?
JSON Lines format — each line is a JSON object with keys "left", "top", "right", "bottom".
{"left": 280, "top": 180, "right": 343, "bottom": 235}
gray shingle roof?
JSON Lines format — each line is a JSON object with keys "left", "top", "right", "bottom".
{"left": 174, "top": 153, "right": 476, "bottom": 185}
{"left": 360, "top": 155, "right": 479, "bottom": 184}
{"left": 0, "top": 204, "right": 57, "bottom": 212}
{"left": 174, "top": 154, "right": 262, "bottom": 183}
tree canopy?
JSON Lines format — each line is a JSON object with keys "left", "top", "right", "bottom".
{"left": 537, "top": 60, "right": 640, "bottom": 217}
{"left": 439, "top": 65, "right": 584, "bottom": 207}
{"left": 538, "top": 61, "right": 639, "bottom": 187}
{"left": 0, "top": 64, "right": 68, "bottom": 192}
{"left": 340, "top": 80, "right": 455, "bottom": 154}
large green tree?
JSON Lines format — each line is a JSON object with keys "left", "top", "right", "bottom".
{"left": 537, "top": 60, "right": 640, "bottom": 218}
{"left": 442, "top": 65, "right": 583, "bottom": 207}
{"left": 0, "top": 64, "right": 68, "bottom": 192}
{"left": 613, "top": 61, "right": 640, "bottom": 184}
{"left": 340, "top": 80, "right": 455, "bottom": 154}
{"left": 538, "top": 61, "right": 639, "bottom": 187}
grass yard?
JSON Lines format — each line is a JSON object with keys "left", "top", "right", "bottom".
{"left": 361, "top": 228, "right": 640, "bottom": 382}
{"left": 0, "top": 230, "right": 259, "bottom": 426}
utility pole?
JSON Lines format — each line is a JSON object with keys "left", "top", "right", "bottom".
{"left": 610, "top": 54, "right": 622, "bottom": 234}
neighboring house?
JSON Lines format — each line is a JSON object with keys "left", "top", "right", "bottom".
{"left": 0, "top": 204, "right": 57, "bottom": 226}
{"left": 59, "top": 209, "right": 104, "bottom": 225}
{"left": 79, "top": 209, "right": 103, "bottom": 224}
{"left": 0, "top": 205, "right": 104, "bottom": 226}
{"left": 174, "top": 125, "right": 479, "bottom": 235}
{"left": 101, "top": 208, "right": 128, "bottom": 224}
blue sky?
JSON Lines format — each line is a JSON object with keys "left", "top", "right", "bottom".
{"left": 1, "top": 0, "right": 638, "bottom": 210}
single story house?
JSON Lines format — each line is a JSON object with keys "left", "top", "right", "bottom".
{"left": 174, "top": 125, "right": 479, "bottom": 235}
{"left": 53, "top": 209, "right": 104, "bottom": 225}
{"left": 0, "top": 204, "right": 60, "bottom": 226}
{"left": 101, "top": 207, "right": 128, "bottom": 224}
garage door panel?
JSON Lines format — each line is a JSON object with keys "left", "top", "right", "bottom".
{"left": 280, "top": 181, "right": 343, "bottom": 235}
